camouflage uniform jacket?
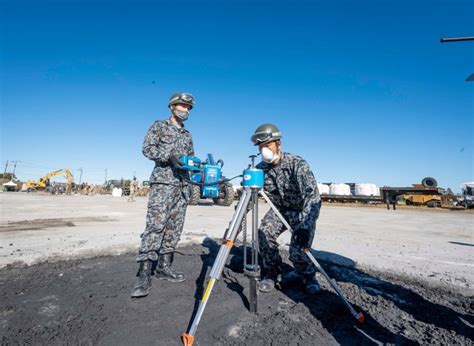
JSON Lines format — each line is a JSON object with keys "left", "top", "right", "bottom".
{"left": 256, "top": 152, "right": 321, "bottom": 230}
{"left": 142, "top": 118, "right": 194, "bottom": 186}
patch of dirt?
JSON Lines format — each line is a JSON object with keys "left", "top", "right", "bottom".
{"left": 0, "top": 217, "right": 116, "bottom": 232}
{"left": 0, "top": 241, "right": 472, "bottom": 345}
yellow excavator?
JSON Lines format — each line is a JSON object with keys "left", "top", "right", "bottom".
{"left": 24, "top": 169, "right": 75, "bottom": 191}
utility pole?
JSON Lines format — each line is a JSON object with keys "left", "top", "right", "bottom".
{"left": 104, "top": 168, "right": 108, "bottom": 184}
{"left": 79, "top": 168, "right": 83, "bottom": 185}
{"left": 3, "top": 161, "right": 8, "bottom": 176}
{"left": 12, "top": 161, "right": 20, "bottom": 176}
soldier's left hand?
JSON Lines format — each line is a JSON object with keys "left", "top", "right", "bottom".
{"left": 293, "top": 228, "right": 311, "bottom": 249}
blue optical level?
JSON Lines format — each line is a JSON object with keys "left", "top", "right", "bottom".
{"left": 242, "top": 168, "right": 264, "bottom": 188}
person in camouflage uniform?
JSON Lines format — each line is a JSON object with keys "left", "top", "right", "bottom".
{"left": 131, "top": 92, "right": 195, "bottom": 298}
{"left": 128, "top": 176, "right": 139, "bottom": 202}
{"left": 251, "top": 123, "right": 322, "bottom": 294}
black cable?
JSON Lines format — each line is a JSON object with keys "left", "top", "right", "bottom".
{"left": 182, "top": 174, "right": 243, "bottom": 187}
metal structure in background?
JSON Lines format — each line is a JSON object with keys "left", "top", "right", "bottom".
{"left": 440, "top": 36, "right": 474, "bottom": 82}
{"left": 440, "top": 36, "right": 474, "bottom": 43}
{"left": 380, "top": 177, "right": 444, "bottom": 210}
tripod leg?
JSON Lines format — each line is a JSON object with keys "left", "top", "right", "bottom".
{"left": 246, "top": 190, "right": 260, "bottom": 313}
{"left": 258, "top": 191, "right": 365, "bottom": 324}
{"left": 303, "top": 248, "right": 365, "bottom": 323}
{"left": 258, "top": 190, "right": 293, "bottom": 234}
{"left": 182, "top": 189, "right": 252, "bottom": 346}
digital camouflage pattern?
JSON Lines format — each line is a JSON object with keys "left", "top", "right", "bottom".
{"left": 257, "top": 152, "right": 321, "bottom": 276}
{"left": 142, "top": 119, "right": 194, "bottom": 186}
{"left": 137, "top": 118, "right": 194, "bottom": 262}
{"left": 137, "top": 183, "right": 188, "bottom": 261}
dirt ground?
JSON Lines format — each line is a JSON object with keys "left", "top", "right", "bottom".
{"left": 1, "top": 193, "right": 473, "bottom": 293}
{"left": 1, "top": 193, "right": 473, "bottom": 344}
{"left": 1, "top": 241, "right": 473, "bottom": 345}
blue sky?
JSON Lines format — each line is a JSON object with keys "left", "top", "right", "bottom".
{"left": 1, "top": 0, "right": 473, "bottom": 191}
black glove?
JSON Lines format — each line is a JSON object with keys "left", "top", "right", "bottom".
{"left": 169, "top": 154, "right": 183, "bottom": 168}
{"left": 293, "top": 228, "right": 312, "bottom": 248}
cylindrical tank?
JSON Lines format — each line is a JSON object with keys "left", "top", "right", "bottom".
{"left": 317, "top": 183, "right": 330, "bottom": 195}
{"left": 355, "top": 183, "right": 379, "bottom": 196}
{"left": 329, "top": 183, "right": 351, "bottom": 195}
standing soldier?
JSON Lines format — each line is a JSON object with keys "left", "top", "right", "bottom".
{"left": 128, "top": 177, "right": 138, "bottom": 202}
{"left": 251, "top": 123, "right": 322, "bottom": 294}
{"left": 83, "top": 182, "right": 90, "bottom": 195}
{"left": 65, "top": 180, "right": 72, "bottom": 195}
{"left": 131, "top": 92, "right": 195, "bottom": 298}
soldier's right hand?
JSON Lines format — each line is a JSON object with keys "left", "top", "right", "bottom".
{"left": 170, "top": 155, "right": 183, "bottom": 168}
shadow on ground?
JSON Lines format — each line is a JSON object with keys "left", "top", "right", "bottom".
{"left": 185, "top": 238, "right": 473, "bottom": 345}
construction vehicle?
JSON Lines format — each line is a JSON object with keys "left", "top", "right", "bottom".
{"left": 403, "top": 194, "right": 442, "bottom": 207}
{"left": 24, "top": 169, "right": 74, "bottom": 192}
{"left": 138, "top": 181, "right": 150, "bottom": 197}
{"left": 381, "top": 177, "right": 447, "bottom": 209}
{"left": 401, "top": 177, "right": 442, "bottom": 207}
{"left": 180, "top": 154, "right": 235, "bottom": 206}
{"left": 105, "top": 179, "right": 131, "bottom": 196}
{"left": 460, "top": 182, "right": 474, "bottom": 209}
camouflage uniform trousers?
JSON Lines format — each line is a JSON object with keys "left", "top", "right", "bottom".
{"left": 136, "top": 183, "right": 188, "bottom": 262}
{"left": 258, "top": 209, "right": 317, "bottom": 277}
{"left": 128, "top": 188, "right": 136, "bottom": 202}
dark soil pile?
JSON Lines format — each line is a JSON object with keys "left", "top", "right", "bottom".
{"left": 1, "top": 239, "right": 472, "bottom": 345}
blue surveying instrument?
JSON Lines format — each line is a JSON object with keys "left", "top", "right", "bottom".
{"left": 181, "top": 155, "right": 365, "bottom": 346}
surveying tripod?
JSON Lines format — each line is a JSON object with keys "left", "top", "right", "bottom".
{"left": 181, "top": 156, "right": 364, "bottom": 346}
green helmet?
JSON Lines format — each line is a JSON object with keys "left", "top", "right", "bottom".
{"left": 251, "top": 123, "right": 282, "bottom": 146}
{"left": 168, "top": 92, "right": 195, "bottom": 109}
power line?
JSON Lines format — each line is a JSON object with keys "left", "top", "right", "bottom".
{"left": 12, "top": 161, "right": 21, "bottom": 175}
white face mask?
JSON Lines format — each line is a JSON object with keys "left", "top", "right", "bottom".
{"left": 260, "top": 147, "right": 278, "bottom": 163}
{"left": 172, "top": 109, "right": 190, "bottom": 121}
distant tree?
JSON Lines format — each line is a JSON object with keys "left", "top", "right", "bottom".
{"left": 0, "top": 173, "right": 18, "bottom": 180}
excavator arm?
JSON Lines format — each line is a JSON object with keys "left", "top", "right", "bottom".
{"left": 40, "top": 169, "right": 75, "bottom": 183}
{"left": 26, "top": 168, "right": 75, "bottom": 190}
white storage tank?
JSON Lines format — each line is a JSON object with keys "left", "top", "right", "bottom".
{"left": 317, "top": 183, "right": 330, "bottom": 195}
{"left": 355, "top": 183, "right": 379, "bottom": 196}
{"left": 329, "top": 183, "right": 351, "bottom": 195}
{"left": 372, "top": 184, "right": 380, "bottom": 196}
